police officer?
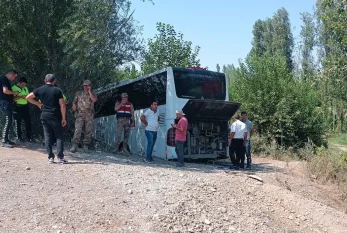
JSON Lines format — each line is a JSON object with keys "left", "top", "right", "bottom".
{"left": 12, "top": 77, "right": 32, "bottom": 142}
{"left": 70, "top": 80, "right": 97, "bottom": 153}
{"left": 114, "top": 93, "right": 134, "bottom": 154}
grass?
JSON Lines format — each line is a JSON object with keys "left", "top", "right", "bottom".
{"left": 328, "top": 133, "right": 347, "bottom": 147}
{"left": 252, "top": 134, "right": 347, "bottom": 208}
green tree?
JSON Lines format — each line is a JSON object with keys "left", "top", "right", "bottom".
{"left": 141, "top": 22, "right": 201, "bottom": 74}
{"left": 0, "top": 0, "right": 147, "bottom": 138}
{"left": 58, "top": 0, "right": 143, "bottom": 85}
{"left": 299, "top": 12, "right": 316, "bottom": 80}
{"left": 228, "top": 54, "right": 325, "bottom": 148}
{"left": 315, "top": 0, "right": 347, "bottom": 132}
{"left": 250, "top": 8, "right": 294, "bottom": 71}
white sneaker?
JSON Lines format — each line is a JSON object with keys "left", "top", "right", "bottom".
{"left": 59, "top": 158, "right": 68, "bottom": 164}
{"left": 48, "top": 158, "right": 54, "bottom": 164}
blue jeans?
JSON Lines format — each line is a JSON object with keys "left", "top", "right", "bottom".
{"left": 245, "top": 140, "right": 251, "bottom": 167}
{"left": 145, "top": 130, "right": 157, "bottom": 160}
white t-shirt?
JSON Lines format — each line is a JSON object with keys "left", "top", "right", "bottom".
{"left": 230, "top": 120, "right": 247, "bottom": 139}
{"left": 143, "top": 108, "right": 159, "bottom": 132}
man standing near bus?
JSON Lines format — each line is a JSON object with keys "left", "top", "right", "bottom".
{"left": 12, "top": 77, "right": 32, "bottom": 142}
{"left": 172, "top": 110, "right": 188, "bottom": 167}
{"left": 114, "top": 92, "right": 134, "bottom": 154}
{"left": 26, "top": 74, "right": 67, "bottom": 164}
{"left": 0, "top": 70, "right": 19, "bottom": 147}
{"left": 140, "top": 100, "right": 160, "bottom": 163}
{"left": 229, "top": 114, "right": 247, "bottom": 169}
{"left": 70, "top": 80, "right": 97, "bottom": 153}
{"left": 241, "top": 111, "right": 255, "bottom": 169}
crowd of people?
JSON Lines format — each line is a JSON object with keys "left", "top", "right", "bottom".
{"left": 1, "top": 70, "right": 253, "bottom": 168}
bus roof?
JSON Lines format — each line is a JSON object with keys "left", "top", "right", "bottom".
{"left": 94, "top": 67, "right": 169, "bottom": 95}
{"left": 94, "top": 67, "right": 225, "bottom": 96}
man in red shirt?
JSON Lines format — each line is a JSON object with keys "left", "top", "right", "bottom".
{"left": 172, "top": 110, "right": 188, "bottom": 167}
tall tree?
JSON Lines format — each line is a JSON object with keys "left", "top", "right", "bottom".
{"left": 141, "top": 22, "right": 200, "bottom": 74}
{"left": 250, "top": 8, "right": 294, "bottom": 71}
{"left": 315, "top": 0, "right": 347, "bottom": 132}
{"left": 300, "top": 12, "right": 316, "bottom": 80}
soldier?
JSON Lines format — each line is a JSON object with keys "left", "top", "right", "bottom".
{"left": 70, "top": 80, "right": 97, "bottom": 153}
{"left": 114, "top": 93, "right": 134, "bottom": 154}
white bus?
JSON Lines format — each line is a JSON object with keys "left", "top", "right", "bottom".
{"left": 93, "top": 67, "right": 241, "bottom": 160}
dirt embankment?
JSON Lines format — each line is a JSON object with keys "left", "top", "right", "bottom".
{"left": 1, "top": 143, "right": 346, "bottom": 233}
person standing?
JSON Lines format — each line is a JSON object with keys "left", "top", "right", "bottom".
{"left": 70, "top": 80, "right": 97, "bottom": 153}
{"left": 41, "top": 83, "right": 67, "bottom": 147}
{"left": 241, "top": 111, "right": 255, "bottom": 169}
{"left": 229, "top": 114, "right": 247, "bottom": 169}
{"left": 114, "top": 93, "right": 134, "bottom": 154}
{"left": 140, "top": 100, "right": 160, "bottom": 163}
{"left": 12, "top": 77, "right": 32, "bottom": 142}
{"left": 0, "top": 70, "right": 19, "bottom": 147}
{"left": 172, "top": 110, "right": 188, "bottom": 167}
{"left": 26, "top": 74, "right": 67, "bottom": 164}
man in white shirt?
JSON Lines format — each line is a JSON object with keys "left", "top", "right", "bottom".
{"left": 140, "top": 100, "right": 160, "bottom": 163}
{"left": 229, "top": 114, "right": 247, "bottom": 169}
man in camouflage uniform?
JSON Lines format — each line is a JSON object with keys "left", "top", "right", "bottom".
{"left": 70, "top": 80, "right": 97, "bottom": 153}
{"left": 114, "top": 92, "right": 134, "bottom": 154}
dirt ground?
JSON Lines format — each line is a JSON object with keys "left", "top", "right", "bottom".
{"left": 1, "top": 143, "right": 347, "bottom": 233}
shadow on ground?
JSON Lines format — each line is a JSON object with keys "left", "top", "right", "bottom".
{"left": 18, "top": 142, "right": 282, "bottom": 175}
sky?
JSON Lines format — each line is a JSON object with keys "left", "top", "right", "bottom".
{"left": 131, "top": 0, "right": 317, "bottom": 71}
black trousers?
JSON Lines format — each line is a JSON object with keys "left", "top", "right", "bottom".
{"left": 0, "top": 100, "right": 13, "bottom": 142}
{"left": 13, "top": 104, "right": 32, "bottom": 140}
{"left": 229, "top": 138, "right": 245, "bottom": 168}
{"left": 42, "top": 119, "right": 64, "bottom": 159}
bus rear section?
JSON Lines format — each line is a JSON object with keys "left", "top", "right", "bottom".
{"left": 166, "top": 99, "right": 240, "bottom": 159}
{"left": 165, "top": 68, "right": 241, "bottom": 160}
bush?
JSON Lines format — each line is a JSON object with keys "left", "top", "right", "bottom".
{"left": 307, "top": 148, "right": 347, "bottom": 202}
{"left": 228, "top": 54, "right": 326, "bottom": 148}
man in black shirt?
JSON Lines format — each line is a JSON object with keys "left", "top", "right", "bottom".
{"left": 0, "top": 70, "right": 19, "bottom": 147}
{"left": 26, "top": 74, "right": 67, "bottom": 164}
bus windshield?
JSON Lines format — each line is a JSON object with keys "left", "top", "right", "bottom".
{"left": 173, "top": 68, "right": 226, "bottom": 100}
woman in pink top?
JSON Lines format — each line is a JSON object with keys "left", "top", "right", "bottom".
{"left": 171, "top": 110, "right": 188, "bottom": 167}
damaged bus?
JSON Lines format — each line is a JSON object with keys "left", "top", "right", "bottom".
{"left": 94, "top": 67, "right": 241, "bottom": 160}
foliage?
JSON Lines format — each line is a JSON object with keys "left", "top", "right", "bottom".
{"left": 307, "top": 146, "right": 347, "bottom": 203}
{"left": 250, "top": 8, "right": 294, "bottom": 71}
{"left": 299, "top": 12, "right": 316, "bottom": 80}
{"left": 141, "top": 22, "right": 200, "bottom": 74}
{"left": 0, "top": 0, "right": 146, "bottom": 139}
{"left": 229, "top": 54, "right": 326, "bottom": 148}
{"left": 58, "top": 0, "right": 143, "bottom": 85}
{"left": 315, "top": 0, "right": 347, "bottom": 132}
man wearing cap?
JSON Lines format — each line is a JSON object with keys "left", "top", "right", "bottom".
{"left": 12, "top": 77, "right": 32, "bottom": 142}
{"left": 70, "top": 80, "right": 97, "bottom": 153}
{"left": 114, "top": 93, "right": 134, "bottom": 154}
{"left": 26, "top": 74, "right": 67, "bottom": 164}
{"left": 172, "top": 110, "right": 188, "bottom": 167}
